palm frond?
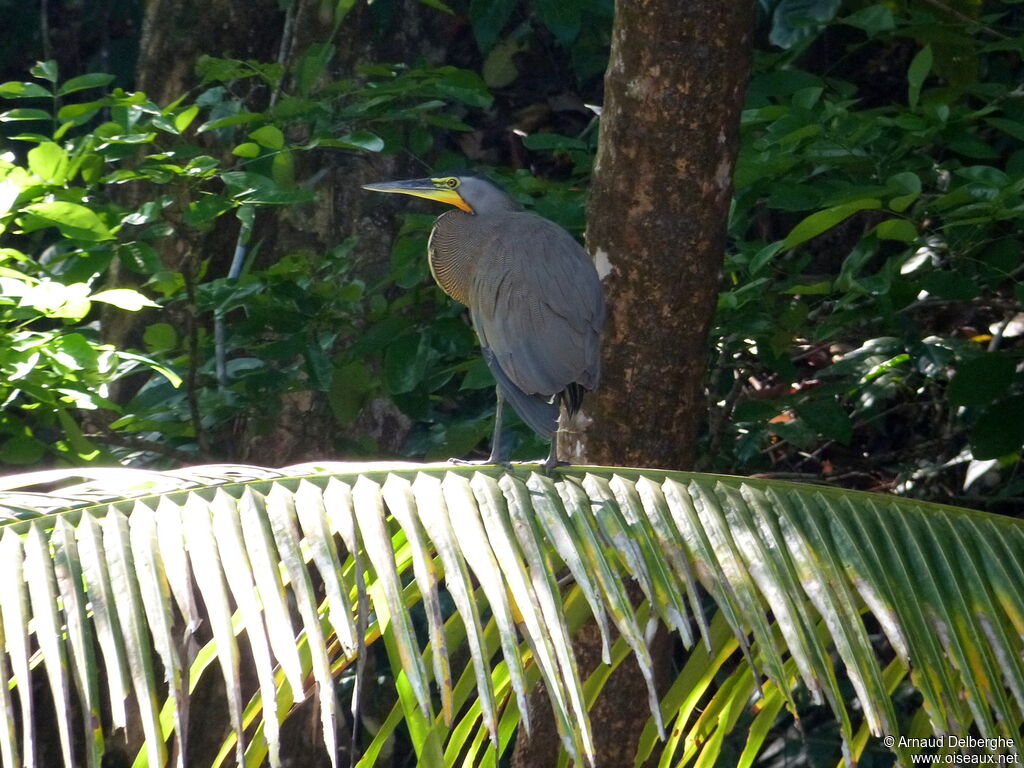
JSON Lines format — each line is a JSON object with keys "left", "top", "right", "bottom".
{"left": 0, "top": 462, "right": 1021, "bottom": 767}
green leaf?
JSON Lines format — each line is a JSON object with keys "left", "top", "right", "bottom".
{"left": 30, "top": 60, "right": 58, "bottom": 82}
{"left": 50, "top": 518, "right": 104, "bottom": 767}
{"left": 470, "top": 0, "right": 516, "bottom": 51}
{"left": 21, "top": 201, "right": 114, "bottom": 241}
{"left": 0, "top": 108, "right": 51, "bottom": 122}
{"left": 0, "top": 81, "right": 52, "bottom": 98}
{"left": 196, "top": 56, "right": 272, "bottom": 85}
{"left": 117, "top": 242, "right": 162, "bottom": 274}
{"left": 220, "top": 171, "right": 314, "bottom": 205}
{"left": 76, "top": 153, "right": 103, "bottom": 183}
{"left": 985, "top": 117, "right": 1024, "bottom": 142}
{"left": 270, "top": 150, "right": 294, "bottom": 188}
{"left": 56, "top": 73, "right": 115, "bottom": 97}
{"left": 535, "top": 0, "right": 582, "bottom": 46}
{"left": 922, "top": 271, "right": 976, "bottom": 301}
{"left": 208, "top": 493, "right": 285, "bottom": 766}
{"left": 748, "top": 241, "right": 784, "bottom": 275}
{"left": 27, "top": 142, "right": 69, "bottom": 184}
{"left": 948, "top": 354, "right": 1016, "bottom": 407}
{"left": 769, "top": 0, "right": 841, "bottom": 48}
{"left": 0, "top": 436, "right": 46, "bottom": 464}
{"left": 460, "top": 359, "right": 495, "bottom": 390}
{"left": 56, "top": 100, "right": 104, "bottom": 125}
{"left": 957, "top": 165, "right": 1007, "bottom": 187}
{"left": 325, "top": 131, "right": 384, "bottom": 152}
{"left": 435, "top": 68, "right": 493, "bottom": 109}
{"left": 184, "top": 194, "right": 233, "bottom": 228}
{"left": 90, "top": 289, "right": 159, "bottom": 311}
{"left": 794, "top": 399, "right": 853, "bottom": 444}
{"left": 907, "top": 45, "right": 933, "bottom": 109}
{"left": 57, "top": 333, "right": 100, "bottom": 369}
{"left": 785, "top": 280, "right": 832, "bottom": 295}
{"left": 143, "top": 323, "right": 178, "bottom": 352}
{"left": 946, "top": 132, "right": 998, "bottom": 160}
{"left": 782, "top": 200, "right": 880, "bottom": 249}
{"left": 384, "top": 334, "right": 431, "bottom": 394}
{"left": 22, "top": 523, "right": 75, "bottom": 766}
{"left": 198, "top": 111, "right": 265, "bottom": 132}
{"left": 173, "top": 105, "right": 199, "bottom": 133}
{"left": 875, "top": 219, "right": 917, "bottom": 242}
{"left": 418, "top": 0, "right": 454, "bottom": 13}
{"left": 842, "top": 4, "right": 895, "bottom": 37}
{"left": 328, "top": 361, "right": 374, "bottom": 425}
{"left": 249, "top": 125, "right": 284, "bottom": 150}
{"left": 265, "top": 486, "right": 340, "bottom": 763}
{"left": 20, "top": 280, "right": 92, "bottom": 319}
{"left": 971, "top": 396, "right": 1024, "bottom": 460}
{"left": 886, "top": 171, "right": 921, "bottom": 213}
{"left": 296, "top": 43, "right": 335, "bottom": 96}
{"left": 232, "top": 142, "right": 261, "bottom": 158}
{"left": 482, "top": 37, "right": 524, "bottom": 88}
{"left": 886, "top": 172, "right": 921, "bottom": 196}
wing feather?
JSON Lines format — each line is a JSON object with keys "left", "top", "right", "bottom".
{"left": 469, "top": 212, "right": 604, "bottom": 402}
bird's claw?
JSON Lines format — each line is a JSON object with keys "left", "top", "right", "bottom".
{"left": 447, "top": 457, "right": 513, "bottom": 470}
{"left": 541, "top": 457, "right": 569, "bottom": 474}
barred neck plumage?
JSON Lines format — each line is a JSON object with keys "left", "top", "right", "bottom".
{"left": 428, "top": 209, "right": 482, "bottom": 305}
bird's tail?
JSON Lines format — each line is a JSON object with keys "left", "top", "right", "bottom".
{"left": 506, "top": 389, "right": 559, "bottom": 439}
{"left": 561, "top": 382, "right": 585, "bottom": 416}
{"left": 484, "top": 351, "right": 560, "bottom": 438}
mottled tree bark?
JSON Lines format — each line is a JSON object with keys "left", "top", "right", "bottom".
{"left": 572, "top": 0, "right": 756, "bottom": 471}
{"left": 527, "top": 2, "right": 756, "bottom": 767}
{"left": 135, "top": 0, "right": 282, "bottom": 104}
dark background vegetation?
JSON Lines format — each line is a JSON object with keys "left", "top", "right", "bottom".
{"left": 3, "top": 0, "right": 1021, "bottom": 513}
{"left": 1, "top": 1, "right": 1023, "bottom": 765}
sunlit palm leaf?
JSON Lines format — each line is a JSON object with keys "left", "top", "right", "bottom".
{"left": 0, "top": 462, "right": 1022, "bottom": 767}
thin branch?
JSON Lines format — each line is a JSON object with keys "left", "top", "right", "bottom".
{"left": 699, "top": 371, "right": 744, "bottom": 471}
{"left": 182, "top": 254, "right": 210, "bottom": 456}
{"left": 987, "top": 313, "right": 1014, "bottom": 353}
{"left": 270, "top": 0, "right": 301, "bottom": 108}
{"left": 39, "top": 0, "right": 52, "bottom": 62}
{"left": 916, "top": 0, "right": 1010, "bottom": 40}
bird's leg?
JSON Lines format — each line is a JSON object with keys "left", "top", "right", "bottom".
{"left": 487, "top": 389, "right": 505, "bottom": 463}
{"left": 449, "top": 388, "right": 511, "bottom": 467}
{"left": 542, "top": 415, "right": 568, "bottom": 473}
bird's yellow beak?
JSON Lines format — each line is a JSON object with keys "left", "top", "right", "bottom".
{"left": 362, "top": 177, "right": 473, "bottom": 213}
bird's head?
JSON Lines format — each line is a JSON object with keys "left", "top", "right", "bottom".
{"left": 361, "top": 173, "right": 515, "bottom": 215}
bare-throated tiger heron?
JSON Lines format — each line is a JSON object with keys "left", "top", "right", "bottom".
{"left": 363, "top": 174, "right": 605, "bottom": 469}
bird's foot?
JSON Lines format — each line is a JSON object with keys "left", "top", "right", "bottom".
{"left": 541, "top": 457, "right": 569, "bottom": 474}
{"left": 540, "top": 442, "right": 567, "bottom": 474}
{"left": 447, "top": 456, "right": 513, "bottom": 470}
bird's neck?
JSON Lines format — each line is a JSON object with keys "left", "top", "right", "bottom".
{"left": 428, "top": 210, "right": 479, "bottom": 304}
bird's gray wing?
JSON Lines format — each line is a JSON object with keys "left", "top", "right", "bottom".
{"left": 469, "top": 212, "right": 604, "bottom": 400}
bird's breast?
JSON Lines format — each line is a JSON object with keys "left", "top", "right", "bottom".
{"left": 428, "top": 211, "right": 478, "bottom": 305}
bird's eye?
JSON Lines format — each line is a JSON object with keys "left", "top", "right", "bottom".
{"left": 445, "top": 178, "right": 459, "bottom": 189}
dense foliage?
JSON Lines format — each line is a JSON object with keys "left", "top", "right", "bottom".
{"left": 0, "top": 1, "right": 1022, "bottom": 767}
{"left": 1, "top": 0, "right": 1021, "bottom": 511}
{"left": 714, "top": 1, "right": 1024, "bottom": 511}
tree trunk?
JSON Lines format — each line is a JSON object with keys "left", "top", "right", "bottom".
{"left": 527, "top": 2, "right": 756, "bottom": 767}
{"left": 573, "top": 0, "right": 756, "bottom": 471}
